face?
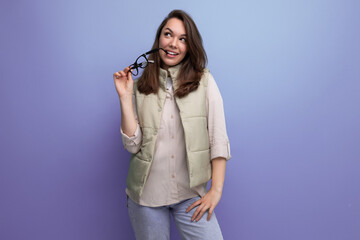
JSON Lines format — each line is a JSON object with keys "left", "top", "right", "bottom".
{"left": 159, "top": 18, "right": 188, "bottom": 70}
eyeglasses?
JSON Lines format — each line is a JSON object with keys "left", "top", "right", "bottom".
{"left": 129, "top": 48, "right": 167, "bottom": 76}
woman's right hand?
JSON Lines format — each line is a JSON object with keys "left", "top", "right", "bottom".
{"left": 113, "top": 67, "right": 133, "bottom": 100}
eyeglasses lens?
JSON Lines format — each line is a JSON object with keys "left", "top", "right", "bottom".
{"left": 131, "top": 66, "right": 138, "bottom": 76}
{"left": 136, "top": 55, "right": 148, "bottom": 69}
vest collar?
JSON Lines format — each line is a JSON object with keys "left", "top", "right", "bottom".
{"left": 159, "top": 63, "right": 182, "bottom": 91}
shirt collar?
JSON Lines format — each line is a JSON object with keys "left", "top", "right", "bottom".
{"left": 159, "top": 63, "right": 182, "bottom": 91}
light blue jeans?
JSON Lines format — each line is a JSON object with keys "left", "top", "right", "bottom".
{"left": 127, "top": 195, "right": 224, "bottom": 240}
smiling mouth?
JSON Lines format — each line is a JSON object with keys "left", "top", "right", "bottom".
{"left": 160, "top": 48, "right": 179, "bottom": 56}
{"left": 165, "top": 51, "right": 179, "bottom": 58}
{"left": 166, "top": 51, "right": 178, "bottom": 56}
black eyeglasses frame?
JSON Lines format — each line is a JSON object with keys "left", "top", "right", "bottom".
{"left": 128, "top": 48, "right": 167, "bottom": 76}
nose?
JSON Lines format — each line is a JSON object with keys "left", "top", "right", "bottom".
{"left": 169, "top": 38, "right": 178, "bottom": 49}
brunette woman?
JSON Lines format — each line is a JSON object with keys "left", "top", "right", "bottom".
{"left": 113, "top": 9, "right": 231, "bottom": 240}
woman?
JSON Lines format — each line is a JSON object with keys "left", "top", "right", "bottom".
{"left": 113, "top": 10, "right": 231, "bottom": 240}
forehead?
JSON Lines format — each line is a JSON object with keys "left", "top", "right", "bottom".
{"left": 163, "top": 18, "right": 186, "bottom": 35}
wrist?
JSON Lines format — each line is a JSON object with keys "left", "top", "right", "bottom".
{"left": 119, "top": 95, "right": 133, "bottom": 106}
{"left": 210, "top": 185, "right": 223, "bottom": 194}
{"left": 119, "top": 93, "right": 132, "bottom": 101}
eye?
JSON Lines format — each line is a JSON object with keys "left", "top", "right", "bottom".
{"left": 164, "top": 32, "right": 171, "bottom": 37}
{"left": 180, "top": 37, "right": 187, "bottom": 43}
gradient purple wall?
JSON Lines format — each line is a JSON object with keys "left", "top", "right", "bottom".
{"left": 1, "top": 0, "right": 359, "bottom": 239}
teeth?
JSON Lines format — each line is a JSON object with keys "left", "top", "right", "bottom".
{"left": 168, "top": 51, "right": 177, "bottom": 55}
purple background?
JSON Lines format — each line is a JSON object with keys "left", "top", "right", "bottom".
{"left": 1, "top": 0, "right": 359, "bottom": 239}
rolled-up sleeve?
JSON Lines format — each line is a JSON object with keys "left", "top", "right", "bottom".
{"left": 206, "top": 73, "right": 231, "bottom": 161}
{"left": 121, "top": 124, "right": 142, "bottom": 153}
{"left": 120, "top": 93, "right": 142, "bottom": 154}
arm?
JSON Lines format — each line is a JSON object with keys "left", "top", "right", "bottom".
{"left": 186, "top": 73, "right": 231, "bottom": 221}
{"left": 186, "top": 157, "right": 226, "bottom": 222}
{"left": 120, "top": 94, "right": 137, "bottom": 137}
{"left": 207, "top": 72, "right": 230, "bottom": 197}
{"left": 210, "top": 157, "right": 227, "bottom": 195}
{"left": 119, "top": 93, "right": 142, "bottom": 153}
{"left": 114, "top": 67, "right": 142, "bottom": 153}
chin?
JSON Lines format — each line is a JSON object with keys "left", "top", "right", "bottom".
{"left": 162, "top": 60, "right": 180, "bottom": 69}
{"left": 166, "top": 57, "right": 186, "bottom": 66}
{"left": 168, "top": 61, "right": 181, "bottom": 67}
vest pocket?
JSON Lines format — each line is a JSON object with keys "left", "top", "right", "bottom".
{"left": 126, "top": 154, "right": 152, "bottom": 196}
{"left": 188, "top": 148, "right": 211, "bottom": 188}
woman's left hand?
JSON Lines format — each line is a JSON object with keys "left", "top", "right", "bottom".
{"left": 186, "top": 188, "right": 222, "bottom": 222}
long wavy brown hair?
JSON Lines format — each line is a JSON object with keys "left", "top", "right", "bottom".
{"left": 137, "top": 10, "right": 207, "bottom": 98}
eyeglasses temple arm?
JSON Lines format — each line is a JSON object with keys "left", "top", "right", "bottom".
{"left": 145, "top": 48, "right": 168, "bottom": 55}
{"left": 145, "top": 48, "right": 158, "bottom": 55}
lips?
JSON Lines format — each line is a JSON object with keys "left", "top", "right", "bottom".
{"left": 164, "top": 50, "right": 179, "bottom": 58}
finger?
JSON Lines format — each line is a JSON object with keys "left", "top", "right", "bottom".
{"left": 207, "top": 207, "right": 214, "bottom": 221}
{"left": 186, "top": 203, "right": 195, "bottom": 213}
{"left": 195, "top": 205, "right": 210, "bottom": 222}
{"left": 124, "top": 66, "right": 131, "bottom": 75}
{"left": 191, "top": 204, "right": 205, "bottom": 222}
{"left": 186, "top": 199, "right": 201, "bottom": 213}
{"left": 119, "top": 71, "right": 126, "bottom": 78}
{"left": 126, "top": 68, "right": 133, "bottom": 80}
{"left": 195, "top": 210, "right": 206, "bottom": 222}
{"left": 113, "top": 72, "right": 120, "bottom": 79}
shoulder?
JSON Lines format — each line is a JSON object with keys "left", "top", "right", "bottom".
{"left": 204, "top": 70, "right": 223, "bottom": 102}
{"left": 202, "top": 68, "right": 211, "bottom": 78}
{"left": 200, "top": 68, "right": 217, "bottom": 87}
{"left": 200, "top": 68, "right": 214, "bottom": 87}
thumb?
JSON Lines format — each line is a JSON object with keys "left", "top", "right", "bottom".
{"left": 126, "top": 67, "right": 133, "bottom": 81}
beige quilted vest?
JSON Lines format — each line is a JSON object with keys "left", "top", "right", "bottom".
{"left": 126, "top": 64, "right": 211, "bottom": 198}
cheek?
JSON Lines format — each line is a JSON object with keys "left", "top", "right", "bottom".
{"left": 159, "top": 37, "right": 166, "bottom": 48}
{"left": 180, "top": 45, "right": 187, "bottom": 55}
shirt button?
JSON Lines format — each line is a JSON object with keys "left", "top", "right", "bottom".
{"left": 171, "top": 155, "right": 174, "bottom": 158}
{"left": 171, "top": 174, "right": 175, "bottom": 178}
{"left": 171, "top": 135, "right": 174, "bottom": 139}
{"left": 171, "top": 115, "right": 173, "bottom": 119}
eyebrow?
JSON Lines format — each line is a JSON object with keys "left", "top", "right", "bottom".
{"left": 165, "top": 28, "right": 187, "bottom": 37}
